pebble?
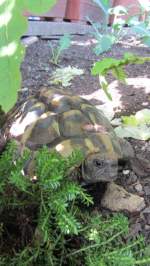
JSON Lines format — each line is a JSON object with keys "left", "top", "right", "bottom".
{"left": 134, "top": 183, "right": 143, "bottom": 193}
{"left": 129, "top": 171, "right": 138, "bottom": 184}
{"left": 21, "top": 36, "right": 39, "bottom": 47}
{"left": 123, "top": 170, "right": 130, "bottom": 175}
{"left": 21, "top": 87, "right": 29, "bottom": 92}
{"left": 145, "top": 225, "right": 150, "bottom": 230}
{"left": 144, "top": 186, "right": 150, "bottom": 196}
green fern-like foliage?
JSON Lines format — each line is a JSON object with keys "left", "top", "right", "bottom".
{"left": 91, "top": 53, "right": 150, "bottom": 100}
{"left": 0, "top": 141, "right": 150, "bottom": 265}
{"left": 0, "top": 0, "right": 56, "bottom": 113}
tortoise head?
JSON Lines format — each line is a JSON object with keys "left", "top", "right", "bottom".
{"left": 82, "top": 152, "right": 118, "bottom": 183}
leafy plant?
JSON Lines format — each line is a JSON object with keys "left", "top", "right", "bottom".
{"left": 91, "top": 52, "right": 150, "bottom": 100}
{"left": 0, "top": 141, "right": 150, "bottom": 265}
{"left": 127, "top": 1, "right": 150, "bottom": 46}
{"left": 91, "top": 0, "right": 150, "bottom": 55}
{"left": 0, "top": 0, "right": 56, "bottom": 113}
{"left": 90, "top": 0, "right": 128, "bottom": 54}
{"left": 50, "top": 66, "right": 84, "bottom": 87}
{"left": 49, "top": 34, "right": 71, "bottom": 65}
{"left": 113, "top": 109, "right": 150, "bottom": 140}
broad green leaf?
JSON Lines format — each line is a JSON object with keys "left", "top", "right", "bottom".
{"left": 111, "top": 66, "right": 126, "bottom": 82}
{"left": 122, "top": 115, "right": 138, "bottom": 126}
{"left": 115, "top": 125, "right": 150, "bottom": 140}
{"left": 0, "top": 0, "right": 27, "bottom": 112}
{"left": 91, "top": 53, "right": 150, "bottom": 100}
{"left": 115, "top": 109, "right": 150, "bottom": 140}
{"left": 134, "top": 108, "right": 150, "bottom": 124}
{"left": 93, "top": 35, "right": 115, "bottom": 55}
{"left": 122, "top": 109, "right": 150, "bottom": 125}
{"left": 25, "top": 0, "right": 56, "bottom": 13}
{"left": 0, "top": 0, "right": 57, "bottom": 112}
{"left": 91, "top": 58, "right": 119, "bottom": 75}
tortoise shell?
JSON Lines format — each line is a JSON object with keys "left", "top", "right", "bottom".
{"left": 8, "top": 88, "right": 124, "bottom": 183}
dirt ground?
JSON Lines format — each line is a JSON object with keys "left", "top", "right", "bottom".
{"left": 21, "top": 34, "right": 150, "bottom": 243}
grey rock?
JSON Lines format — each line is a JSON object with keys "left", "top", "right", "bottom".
{"left": 101, "top": 182, "right": 145, "bottom": 213}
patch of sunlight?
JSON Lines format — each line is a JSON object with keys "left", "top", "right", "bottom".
{"left": 0, "top": 0, "right": 15, "bottom": 26}
{"left": 126, "top": 78, "right": 150, "bottom": 94}
{"left": 10, "top": 111, "right": 40, "bottom": 137}
{"left": 96, "top": 103, "right": 115, "bottom": 121}
{"left": 119, "top": 36, "right": 145, "bottom": 48}
{"left": 81, "top": 80, "right": 123, "bottom": 111}
{"left": 71, "top": 38, "right": 97, "bottom": 47}
{"left": 0, "top": 41, "right": 17, "bottom": 57}
{"left": 115, "top": 125, "right": 150, "bottom": 140}
{"left": 0, "top": 0, "right": 6, "bottom": 6}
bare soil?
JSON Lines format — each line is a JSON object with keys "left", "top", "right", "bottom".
{"left": 21, "top": 34, "right": 150, "bottom": 242}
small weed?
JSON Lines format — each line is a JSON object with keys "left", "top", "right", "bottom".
{"left": 49, "top": 34, "right": 71, "bottom": 65}
{"left": 50, "top": 66, "right": 84, "bottom": 87}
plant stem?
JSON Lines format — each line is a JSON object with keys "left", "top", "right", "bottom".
{"left": 67, "top": 230, "right": 124, "bottom": 257}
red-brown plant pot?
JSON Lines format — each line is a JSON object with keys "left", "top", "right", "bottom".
{"left": 24, "top": 0, "right": 67, "bottom": 20}
{"left": 110, "top": 0, "right": 143, "bottom": 24}
{"left": 65, "top": 0, "right": 106, "bottom": 23}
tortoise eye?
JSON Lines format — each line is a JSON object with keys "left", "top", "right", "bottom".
{"left": 93, "top": 159, "right": 104, "bottom": 168}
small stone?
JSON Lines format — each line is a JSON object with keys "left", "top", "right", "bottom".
{"left": 101, "top": 182, "right": 145, "bottom": 213}
{"left": 145, "top": 225, "right": 150, "bottom": 230}
{"left": 126, "top": 171, "right": 137, "bottom": 185}
{"left": 21, "top": 87, "right": 29, "bottom": 92}
{"left": 143, "top": 207, "right": 150, "bottom": 214}
{"left": 21, "top": 36, "right": 39, "bottom": 46}
{"left": 134, "top": 183, "right": 143, "bottom": 193}
{"left": 146, "top": 214, "right": 150, "bottom": 225}
{"left": 123, "top": 170, "right": 130, "bottom": 175}
{"left": 142, "top": 102, "right": 149, "bottom": 106}
{"left": 144, "top": 186, "right": 150, "bottom": 196}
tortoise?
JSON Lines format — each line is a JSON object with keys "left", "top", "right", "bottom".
{"left": 3, "top": 88, "right": 150, "bottom": 183}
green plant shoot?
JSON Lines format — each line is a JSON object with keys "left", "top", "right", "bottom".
{"left": 91, "top": 53, "right": 150, "bottom": 100}
{"left": 49, "top": 34, "right": 71, "bottom": 65}
{"left": 90, "top": 1, "right": 128, "bottom": 55}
